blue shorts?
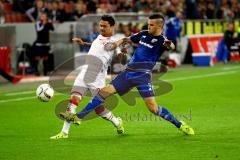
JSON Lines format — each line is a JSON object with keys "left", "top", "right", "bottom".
{"left": 110, "top": 70, "right": 154, "bottom": 98}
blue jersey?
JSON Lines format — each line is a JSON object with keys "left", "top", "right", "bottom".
{"left": 127, "top": 30, "right": 167, "bottom": 71}
{"left": 165, "top": 17, "right": 181, "bottom": 41}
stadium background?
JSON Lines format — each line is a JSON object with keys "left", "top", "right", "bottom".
{"left": 0, "top": 0, "right": 240, "bottom": 160}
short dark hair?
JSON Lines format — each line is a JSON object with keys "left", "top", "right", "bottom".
{"left": 101, "top": 15, "right": 115, "bottom": 26}
{"left": 148, "top": 14, "right": 165, "bottom": 27}
{"left": 148, "top": 14, "right": 165, "bottom": 25}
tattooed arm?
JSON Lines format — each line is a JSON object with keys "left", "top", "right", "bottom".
{"left": 72, "top": 37, "right": 92, "bottom": 46}
{"left": 104, "top": 37, "right": 131, "bottom": 51}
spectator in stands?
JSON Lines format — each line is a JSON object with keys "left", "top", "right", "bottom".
{"left": 0, "top": 1, "right": 4, "bottom": 24}
{"left": 88, "top": 22, "right": 99, "bottom": 42}
{"left": 154, "top": 0, "right": 168, "bottom": 13}
{"left": 26, "top": 0, "right": 46, "bottom": 22}
{"left": 3, "top": 0, "right": 239, "bottom": 24}
{"left": 64, "top": 0, "right": 75, "bottom": 21}
{"left": 137, "top": 5, "right": 152, "bottom": 20}
{"left": 165, "top": 0, "right": 179, "bottom": 18}
{"left": 46, "top": 1, "right": 61, "bottom": 23}
{"left": 131, "top": 23, "right": 141, "bottom": 33}
{"left": 216, "top": 23, "right": 238, "bottom": 63}
{"left": 206, "top": 0, "right": 215, "bottom": 19}
{"left": 57, "top": 0, "right": 68, "bottom": 22}
{"left": 122, "top": 23, "right": 132, "bottom": 37}
{"left": 86, "top": 0, "right": 97, "bottom": 13}
{"left": 185, "top": 0, "right": 199, "bottom": 19}
{"left": 222, "top": 1, "right": 235, "bottom": 20}
{"left": 198, "top": 1, "right": 207, "bottom": 19}
{"left": 0, "top": 69, "right": 21, "bottom": 84}
{"left": 73, "top": 0, "right": 86, "bottom": 21}
{"left": 133, "top": 0, "right": 146, "bottom": 12}
{"left": 216, "top": 0, "right": 234, "bottom": 20}
{"left": 116, "top": 0, "right": 133, "bottom": 12}
{"left": 97, "top": 1, "right": 113, "bottom": 13}
{"left": 80, "top": 22, "right": 99, "bottom": 52}
{"left": 224, "top": 23, "right": 237, "bottom": 52}
{"left": 46, "top": 1, "right": 53, "bottom": 16}
{"left": 33, "top": 12, "right": 54, "bottom": 75}
{"left": 232, "top": 0, "right": 240, "bottom": 19}
{"left": 12, "top": 0, "right": 34, "bottom": 14}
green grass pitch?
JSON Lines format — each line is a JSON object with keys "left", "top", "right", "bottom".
{"left": 0, "top": 63, "right": 240, "bottom": 160}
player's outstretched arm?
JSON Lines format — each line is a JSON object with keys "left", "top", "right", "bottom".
{"left": 72, "top": 37, "right": 92, "bottom": 46}
{"left": 163, "top": 39, "right": 175, "bottom": 50}
{"left": 115, "top": 37, "right": 131, "bottom": 47}
{"left": 104, "top": 37, "right": 131, "bottom": 51}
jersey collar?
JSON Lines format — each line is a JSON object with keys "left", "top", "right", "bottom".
{"left": 101, "top": 34, "right": 112, "bottom": 37}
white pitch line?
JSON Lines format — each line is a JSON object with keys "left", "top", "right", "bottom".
{"left": 4, "top": 67, "right": 239, "bottom": 96}
{"left": 222, "top": 66, "right": 240, "bottom": 71}
{"left": 3, "top": 86, "right": 70, "bottom": 97}
{"left": 5, "top": 90, "right": 35, "bottom": 96}
{"left": 0, "top": 96, "right": 36, "bottom": 103}
{"left": 0, "top": 70, "right": 238, "bottom": 103}
{"left": 165, "top": 70, "right": 238, "bottom": 82}
{"left": 0, "top": 93, "right": 62, "bottom": 103}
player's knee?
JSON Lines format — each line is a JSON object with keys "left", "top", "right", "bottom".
{"left": 70, "top": 95, "right": 81, "bottom": 104}
{"left": 99, "top": 88, "right": 109, "bottom": 98}
{"left": 99, "top": 85, "right": 116, "bottom": 99}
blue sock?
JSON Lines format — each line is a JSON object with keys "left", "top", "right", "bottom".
{"left": 156, "top": 106, "right": 182, "bottom": 128}
{"left": 77, "top": 94, "right": 105, "bottom": 119}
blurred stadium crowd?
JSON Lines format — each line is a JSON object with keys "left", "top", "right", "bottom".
{"left": 0, "top": 0, "right": 239, "bottom": 82}
{"left": 0, "top": 0, "right": 239, "bottom": 23}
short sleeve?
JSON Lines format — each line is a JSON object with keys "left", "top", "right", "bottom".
{"left": 130, "top": 30, "right": 147, "bottom": 43}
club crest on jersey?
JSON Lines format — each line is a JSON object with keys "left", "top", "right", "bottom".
{"left": 151, "top": 39, "right": 158, "bottom": 43}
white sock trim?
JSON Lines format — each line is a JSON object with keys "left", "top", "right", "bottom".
{"left": 99, "top": 110, "right": 120, "bottom": 127}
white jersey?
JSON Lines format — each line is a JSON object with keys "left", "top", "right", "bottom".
{"left": 72, "top": 34, "right": 121, "bottom": 96}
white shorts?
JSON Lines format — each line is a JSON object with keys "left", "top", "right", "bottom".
{"left": 71, "top": 68, "right": 106, "bottom": 97}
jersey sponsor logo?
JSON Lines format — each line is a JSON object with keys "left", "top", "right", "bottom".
{"left": 139, "top": 40, "right": 154, "bottom": 48}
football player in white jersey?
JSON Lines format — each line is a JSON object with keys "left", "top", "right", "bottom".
{"left": 50, "top": 15, "right": 124, "bottom": 139}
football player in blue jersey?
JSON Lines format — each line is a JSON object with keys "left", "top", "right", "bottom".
{"left": 60, "top": 14, "right": 194, "bottom": 135}
{"left": 165, "top": 11, "right": 183, "bottom": 50}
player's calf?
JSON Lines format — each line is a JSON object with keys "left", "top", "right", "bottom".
{"left": 95, "top": 106, "right": 124, "bottom": 134}
{"left": 144, "top": 98, "right": 158, "bottom": 113}
{"left": 144, "top": 98, "right": 181, "bottom": 128}
{"left": 65, "top": 95, "right": 81, "bottom": 113}
{"left": 60, "top": 95, "right": 81, "bottom": 135}
{"left": 155, "top": 106, "right": 182, "bottom": 128}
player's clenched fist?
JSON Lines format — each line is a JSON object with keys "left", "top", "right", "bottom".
{"left": 163, "top": 39, "right": 175, "bottom": 50}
